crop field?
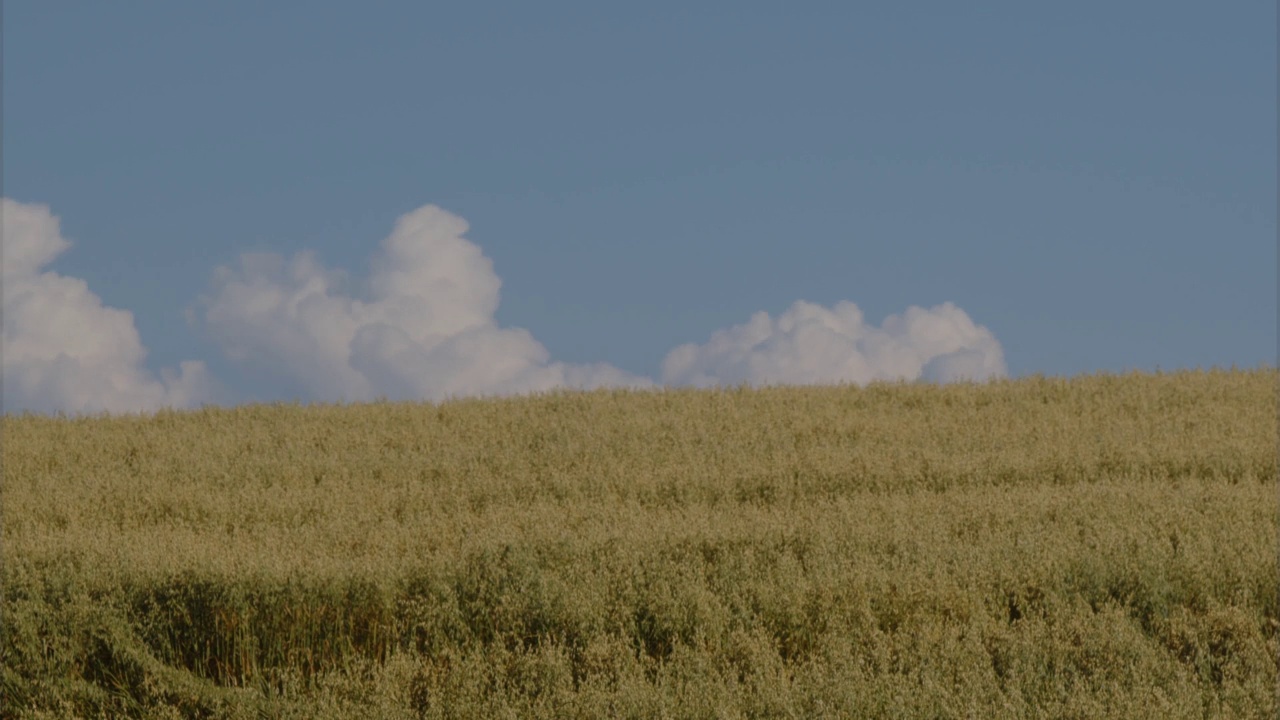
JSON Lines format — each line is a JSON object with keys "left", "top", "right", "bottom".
{"left": 2, "top": 368, "right": 1276, "bottom": 719}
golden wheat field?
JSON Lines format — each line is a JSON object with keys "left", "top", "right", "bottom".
{"left": 1, "top": 368, "right": 1276, "bottom": 719}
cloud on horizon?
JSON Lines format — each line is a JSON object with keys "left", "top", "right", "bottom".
{"left": 197, "top": 204, "right": 652, "bottom": 403}
{"left": 3, "top": 199, "right": 1008, "bottom": 415}
{"left": 2, "top": 198, "right": 214, "bottom": 415}
{"left": 661, "top": 300, "right": 1006, "bottom": 388}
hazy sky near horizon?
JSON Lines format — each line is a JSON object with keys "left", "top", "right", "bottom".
{"left": 4, "top": 2, "right": 1275, "bottom": 414}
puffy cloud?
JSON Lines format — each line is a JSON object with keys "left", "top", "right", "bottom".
{"left": 6, "top": 197, "right": 1007, "bottom": 415}
{"left": 2, "top": 198, "right": 213, "bottom": 415}
{"left": 198, "top": 204, "right": 652, "bottom": 403}
{"left": 661, "top": 299, "right": 1006, "bottom": 387}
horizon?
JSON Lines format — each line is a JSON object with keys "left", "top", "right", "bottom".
{"left": 6, "top": 365, "right": 1272, "bottom": 420}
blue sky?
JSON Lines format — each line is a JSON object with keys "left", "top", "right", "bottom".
{"left": 4, "top": 2, "right": 1275, "bottom": 413}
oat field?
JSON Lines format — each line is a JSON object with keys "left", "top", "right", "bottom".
{"left": 2, "top": 369, "right": 1276, "bottom": 719}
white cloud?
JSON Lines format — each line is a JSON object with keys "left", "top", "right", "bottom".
{"left": 2, "top": 198, "right": 213, "bottom": 415}
{"left": 198, "top": 204, "right": 652, "bottom": 403}
{"left": 4, "top": 198, "right": 1007, "bottom": 414}
{"left": 661, "top": 299, "right": 1006, "bottom": 387}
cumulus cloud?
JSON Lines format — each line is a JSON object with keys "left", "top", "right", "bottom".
{"left": 661, "top": 299, "right": 1006, "bottom": 387}
{"left": 2, "top": 198, "right": 213, "bottom": 414}
{"left": 197, "top": 204, "right": 651, "bottom": 403}
{"left": 5, "top": 197, "right": 1008, "bottom": 414}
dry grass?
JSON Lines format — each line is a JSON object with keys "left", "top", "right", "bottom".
{"left": 2, "top": 368, "right": 1276, "bottom": 718}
